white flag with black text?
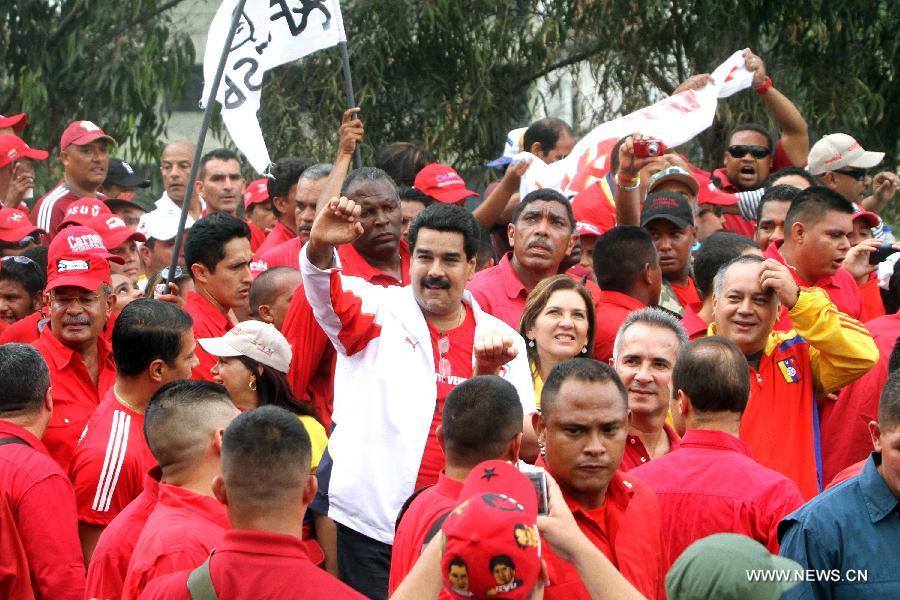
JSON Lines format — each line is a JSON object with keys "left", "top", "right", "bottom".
{"left": 202, "top": 0, "right": 346, "bottom": 173}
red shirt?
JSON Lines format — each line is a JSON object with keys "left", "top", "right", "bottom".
{"left": 142, "top": 529, "right": 364, "bottom": 599}
{"left": 681, "top": 301, "right": 709, "bottom": 340}
{"left": 631, "top": 429, "right": 804, "bottom": 564}
{"left": 670, "top": 278, "right": 701, "bottom": 309}
{"left": 0, "top": 310, "right": 44, "bottom": 344}
{"left": 621, "top": 422, "right": 682, "bottom": 471}
{"left": 858, "top": 273, "right": 885, "bottom": 322}
{"left": 710, "top": 168, "right": 756, "bottom": 237}
{"left": 821, "top": 312, "right": 900, "bottom": 484}
{"left": 417, "top": 307, "right": 475, "bottom": 490}
{"left": 592, "top": 290, "right": 646, "bottom": 362}
{"left": 571, "top": 174, "right": 618, "bottom": 234}
{"left": 258, "top": 236, "right": 303, "bottom": 270}
{"left": 32, "top": 180, "right": 106, "bottom": 241}
{"left": 389, "top": 471, "right": 464, "bottom": 593}
{"left": 86, "top": 470, "right": 160, "bottom": 600}
{"left": 123, "top": 482, "right": 230, "bottom": 599}
{"left": 32, "top": 324, "right": 117, "bottom": 471}
{"left": 283, "top": 243, "right": 410, "bottom": 430}
{"left": 826, "top": 458, "right": 866, "bottom": 490}
{"left": 69, "top": 389, "right": 157, "bottom": 525}
{"left": 0, "top": 421, "right": 85, "bottom": 600}
{"left": 246, "top": 221, "right": 267, "bottom": 253}
{"left": 764, "top": 242, "right": 862, "bottom": 328}
{"left": 183, "top": 291, "right": 233, "bottom": 381}
{"left": 542, "top": 469, "right": 666, "bottom": 600}
{"left": 255, "top": 220, "right": 296, "bottom": 257}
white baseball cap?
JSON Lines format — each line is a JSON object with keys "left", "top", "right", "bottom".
{"left": 136, "top": 208, "right": 193, "bottom": 242}
{"left": 807, "top": 133, "right": 884, "bottom": 175}
{"left": 198, "top": 321, "right": 292, "bottom": 373}
{"left": 485, "top": 127, "right": 528, "bottom": 167}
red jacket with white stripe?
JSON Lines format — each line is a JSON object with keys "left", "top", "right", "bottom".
{"left": 300, "top": 245, "right": 536, "bottom": 544}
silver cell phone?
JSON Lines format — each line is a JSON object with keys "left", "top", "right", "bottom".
{"left": 524, "top": 469, "right": 550, "bottom": 516}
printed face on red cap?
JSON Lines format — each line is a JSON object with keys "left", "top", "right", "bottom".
{"left": 0, "top": 134, "right": 48, "bottom": 169}
{"left": 0, "top": 207, "right": 43, "bottom": 245}
{"left": 414, "top": 163, "right": 479, "bottom": 205}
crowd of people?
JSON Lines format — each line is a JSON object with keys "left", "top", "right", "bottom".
{"left": 0, "top": 48, "right": 899, "bottom": 600}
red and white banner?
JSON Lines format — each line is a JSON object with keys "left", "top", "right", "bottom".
{"left": 520, "top": 50, "right": 755, "bottom": 196}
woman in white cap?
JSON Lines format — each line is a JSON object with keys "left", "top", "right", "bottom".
{"left": 198, "top": 320, "right": 327, "bottom": 472}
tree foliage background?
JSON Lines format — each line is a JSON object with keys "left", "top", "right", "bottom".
{"left": 2, "top": 0, "right": 897, "bottom": 220}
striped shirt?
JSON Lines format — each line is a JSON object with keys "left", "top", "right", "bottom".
{"left": 69, "top": 389, "right": 156, "bottom": 526}
{"left": 31, "top": 179, "right": 105, "bottom": 240}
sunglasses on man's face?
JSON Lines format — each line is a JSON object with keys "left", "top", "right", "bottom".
{"left": 0, "top": 235, "right": 37, "bottom": 250}
{"left": 834, "top": 168, "right": 867, "bottom": 182}
{"left": 727, "top": 145, "right": 771, "bottom": 159}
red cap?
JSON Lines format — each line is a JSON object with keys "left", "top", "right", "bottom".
{"left": 0, "top": 134, "right": 48, "bottom": 168}
{"left": 56, "top": 198, "right": 113, "bottom": 232}
{"left": 243, "top": 178, "right": 270, "bottom": 209}
{"left": 0, "top": 113, "right": 27, "bottom": 133}
{"left": 414, "top": 163, "right": 479, "bottom": 204}
{"left": 576, "top": 221, "right": 602, "bottom": 238}
{"left": 46, "top": 226, "right": 121, "bottom": 292}
{"left": 851, "top": 202, "right": 880, "bottom": 229}
{"left": 440, "top": 461, "right": 541, "bottom": 600}
{"left": 0, "top": 208, "right": 44, "bottom": 243}
{"left": 60, "top": 120, "right": 116, "bottom": 151}
{"left": 87, "top": 214, "right": 146, "bottom": 250}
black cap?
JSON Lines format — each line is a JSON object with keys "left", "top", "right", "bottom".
{"left": 640, "top": 192, "right": 694, "bottom": 229}
{"left": 104, "top": 158, "right": 150, "bottom": 189}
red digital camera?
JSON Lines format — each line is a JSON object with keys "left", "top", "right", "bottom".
{"left": 633, "top": 138, "right": 666, "bottom": 158}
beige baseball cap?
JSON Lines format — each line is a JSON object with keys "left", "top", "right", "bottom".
{"left": 807, "top": 133, "right": 884, "bottom": 175}
{"left": 198, "top": 320, "right": 292, "bottom": 373}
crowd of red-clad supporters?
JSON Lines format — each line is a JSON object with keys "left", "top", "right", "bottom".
{"left": 0, "top": 48, "right": 899, "bottom": 600}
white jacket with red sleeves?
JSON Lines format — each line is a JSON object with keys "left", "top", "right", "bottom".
{"left": 301, "top": 245, "right": 536, "bottom": 543}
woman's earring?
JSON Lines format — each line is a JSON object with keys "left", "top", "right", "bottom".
{"left": 527, "top": 338, "right": 535, "bottom": 349}
{"left": 580, "top": 345, "right": 588, "bottom": 355}
{"left": 248, "top": 378, "right": 257, "bottom": 391}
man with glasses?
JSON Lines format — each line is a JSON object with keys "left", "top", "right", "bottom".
{"left": 31, "top": 225, "right": 119, "bottom": 470}
{"left": 807, "top": 133, "right": 899, "bottom": 216}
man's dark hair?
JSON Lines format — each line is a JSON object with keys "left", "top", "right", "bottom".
{"left": 21, "top": 245, "right": 48, "bottom": 276}
{"left": 764, "top": 166, "right": 818, "bottom": 190}
{"left": 879, "top": 370, "right": 900, "bottom": 429}
{"left": 511, "top": 188, "right": 575, "bottom": 232}
{"left": 475, "top": 223, "right": 496, "bottom": 270}
{"left": 882, "top": 263, "right": 900, "bottom": 315}
{"left": 0, "top": 343, "right": 49, "bottom": 415}
{"left": 489, "top": 554, "right": 515, "bottom": 571}
{"left": 441, "top": 376, "right": 523, "bottom": 467}
{"left": 542, "top": 358, "right": 627, "bottom": 414}
{"left": 889, "top": 339, "right": 900, "bottom": 374}
{"left": 112, "top": 299, "right": 193, "bottom": 377}
{"left": 727, "top": 123, "right": 774, "bottom": 152}
{"left": 268, "top": 157, "right": 315, "bottom": 217}
{"left": 673, "top": 337, "right": 750, "bottom": 414}
{"left": 592, "top": 226, "right": 657, "bottom": 293}
{"left": 144, "top": 380, "right": 235, "bottom": 469}
{"left": 399, "top": 186, "right": 433, "bottom": 207}
{"left": 374, "top": 142, "right": 435, "bottom": 188}
{"left": 448, "top": 557, "right": 467, "bottom": 571}
{"left": 0, "top": 255, "right": 46, "bottom": 297}
{"left": 340, "top": 166, "right": 399, "bottom": 199}
{"left": 198, "top": 148, "right": 240, "bottom": 180}
{"left": 523, "top": 118, "right": 574, "bottom": 155}
{"left": 249, "top": 267, "right": 299, "bottom": 317}
{"left": 184, "top": 213, "right": 250, "bottom": 275}
{"left": 408, "top": 203, "right": 480, "bottom": 260}
{"left": 756, "top": 184, "right": 802, "bottom": 224}
{"left": 693, "top": 232, "right": 758, "bottom": 299}
{"left": 785, "top": 186, "right": 855, "bottom": 231}
{"left": 221, "top": 405, "right": 312, "bottom": 507}
{"left": 300, "top": 163, "right": 332, "bottom": 181}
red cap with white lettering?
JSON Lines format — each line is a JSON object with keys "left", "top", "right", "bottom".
{"left": 60, "top": 120, "right": 116, "bottom": 151}
{"left": 87, "top": 213, "right": 146, "bottom": 250}
{"left": 46, "top": 225, "right": 121, "bottom": 292}
{"left": 57, "top": 198, "right": 113, "bottom": 232}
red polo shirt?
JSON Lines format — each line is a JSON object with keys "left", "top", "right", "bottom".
{"left": 821, "top": 312, "right": 900, "bottom": 484}
{"left": 86, "top": 469, "right": 160, "bottom": 600}
{"left": 592, "top": 290, "right": 646, "bottom": 362}
{"left": 257, "top": 236, "right": 303, "bottom": 270}
{"left": 283, "top": 242, "right": 410, "bottom": 430}
{"left": 389, "top": 471, "right": 464, "bottom": 593}
{"left": 142, "top": 529, "right": 364, "bottom": 599}
{"left": 123, "top": 482, "right": 230, "bottom": 599}
{"left": 763, "top": 242, "right": 862, "bottom": 329}
{"left": 247, "top": 221, "right": 267, "bottom": 253}
{"left": 681, "top": 302, "right": 709, "bottom": 340}
{"left": 631, "top": 429, "right": 805, "bottom": 564}
{"left": 621, "top": 422, "right": 682, "bottom": 471}
{"left": 255, "top": 220, "right": 296, "bottom": 257}
{"left": 69, "top": 388, "right": 157, "bottom": 526}
{"left": 32, "top": 324, "right": 117, "bottom": 471}
{"left": 2, "top": 310, "right": 117, "bottom": 345}
{"left": 670, "top": 278, "right": 701, "bottom": 309}
{"left": 858, "top": 273, "right": 885, "bottom": 322}
{"left": 542, "top": 469, "right": 666, "bottom": 600}
{"left": 710, "top": 167, "right": 756, "bottom": 237}
{"left": 183, "top": 291, "right": 233, "bottom": 381}
{"left": 0, "top": 420, "right": 85, "bottom": 600}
